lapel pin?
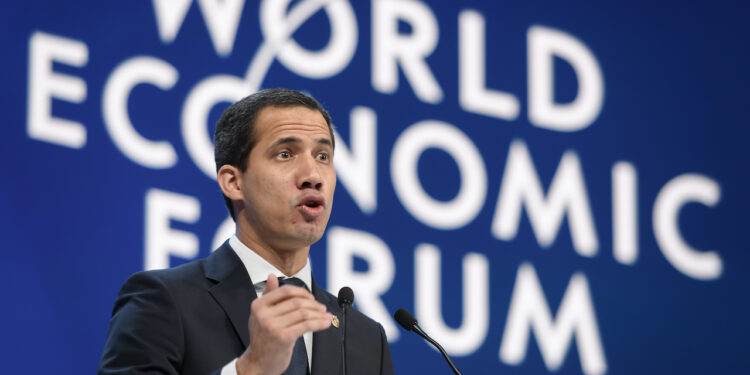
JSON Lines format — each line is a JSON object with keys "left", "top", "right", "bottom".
{"left": 331, "top": 315, "right": 340, "bottom": 328}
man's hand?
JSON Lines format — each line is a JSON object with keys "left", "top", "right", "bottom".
{"left": 236, "top": 274, "right": 332, "bottom": 375}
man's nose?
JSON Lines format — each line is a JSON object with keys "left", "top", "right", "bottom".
{"left": 297, "top": 155, "right": 323, "bottom": 190}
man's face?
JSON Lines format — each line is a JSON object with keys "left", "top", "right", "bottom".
{"left": 237, "top": 105, "right": 336, "bottom": 251}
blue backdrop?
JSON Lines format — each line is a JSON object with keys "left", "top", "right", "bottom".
{"left": 2, "top": 1, "right": 749, "bottom": 374}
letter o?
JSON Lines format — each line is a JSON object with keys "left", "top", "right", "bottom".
{"left": 181, "top": 74, "right": 249, "bottom": 179}
{"left": 260, "top": 0, "right": 358, "bottom": 78}
{"left": 391, "top": 121, "right": 487, "bottom": 229}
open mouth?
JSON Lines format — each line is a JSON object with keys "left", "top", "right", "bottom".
{"left": 300, "top": 196, "right": 323, "bottom": 208}
{"left": 298, "top": 197, "right": 325, "bottom": 217}
{"left": 304, "top": 200, "right": 321, "bottom": 208}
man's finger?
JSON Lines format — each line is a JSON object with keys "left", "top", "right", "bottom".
{"left": 267, "top": 311, "right": 333, "bottom": 342}
{"left": 265, "top": 274, "right": 279, "bottom": 293}
{"left": 269, "top": 297, "right": 327, "bottom": 318}
{"left": 283, "top": 312, "right": 334, "bottom": 334}
{"left": 258, "top": 282, "right": 314, "bottom": 306}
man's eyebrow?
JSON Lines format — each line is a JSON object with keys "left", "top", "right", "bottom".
{"left": 268, "top": 137, "right": 300, "bottom": 149}
{"left": 267, "top": 136, "right": 332, "bottom": 150}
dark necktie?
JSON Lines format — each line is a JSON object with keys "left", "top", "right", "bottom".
{"left": 278, "top": 277, "right": 310, "bottom": 375}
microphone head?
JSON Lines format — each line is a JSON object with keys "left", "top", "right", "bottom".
{"left": 394, "top": 308, "right": 418, "bottom": 331}
{"left": 337, "top": 286, "right": 354, "bottom": 306}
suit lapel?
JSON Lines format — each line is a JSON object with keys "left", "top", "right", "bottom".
{"left": 203, "top": 244, "right": 342, "bottom": 371}
{"left": 204, "top": 242, "right": 257, "bottom": 348}
{"left": 311, "top": 277, "right": 343, "bottom": 375}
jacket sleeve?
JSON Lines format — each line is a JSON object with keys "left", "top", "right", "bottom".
{"left": 378, "top": 323, "right": 395, "bottom": 375}
{"left": 98, "top": 271, "right": 184, "bottom": 375}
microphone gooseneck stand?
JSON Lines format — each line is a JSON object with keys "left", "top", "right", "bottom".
{"left": 338, "top": 287, "right": 354, "bottom": 375}
{"left": 394, "top": 308, "right": 462, "bottom": 375}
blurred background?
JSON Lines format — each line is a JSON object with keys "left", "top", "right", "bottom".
{"left": 2, "top": 0, "right": 749, "bottom": 373}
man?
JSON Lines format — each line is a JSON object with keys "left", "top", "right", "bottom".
{"left": 98, "top": 89, "right": 394, "bottom": 375}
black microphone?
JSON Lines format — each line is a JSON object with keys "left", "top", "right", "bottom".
{"left": 394, "top": 308, "right": 462, "bottom": 375}
{"left": 338, "top": 287, "right": 354, "bottom": 375}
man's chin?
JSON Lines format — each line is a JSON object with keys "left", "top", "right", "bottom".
{"left": 289, "top": 225, "right": 326, "bottom": 246}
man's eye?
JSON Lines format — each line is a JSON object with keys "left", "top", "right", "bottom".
{"left": 277, "top": 151, "right": 291, "bottom": 159}
{"left": 316, "top": 153, "right": 329, "bottom": 161}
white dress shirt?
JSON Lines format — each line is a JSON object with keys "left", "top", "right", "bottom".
{"left": 220, "top": 235, "right": 314, "bottom": 375}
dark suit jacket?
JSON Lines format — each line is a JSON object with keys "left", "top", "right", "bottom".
{"left": 98, "top": 242, "right": 394, "bottom": 375}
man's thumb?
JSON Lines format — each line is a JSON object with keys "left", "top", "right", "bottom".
{"left": 265, "top": 274, "right": 279, "bottom": 292}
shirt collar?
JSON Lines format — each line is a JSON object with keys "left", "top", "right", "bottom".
{"left": 228, "top": 235, "right": 312, "bottom": 292}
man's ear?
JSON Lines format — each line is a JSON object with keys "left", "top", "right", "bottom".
{"left": 217, "top": 165, "right": 244, "bottom": 201}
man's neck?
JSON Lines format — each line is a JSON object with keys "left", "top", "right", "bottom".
{"left": 235, "top": 229, "right": 310, "bottom": 276}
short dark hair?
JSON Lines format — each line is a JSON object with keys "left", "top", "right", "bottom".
{"left": 214, "top": 88, "right": 334, "bottom": 221}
